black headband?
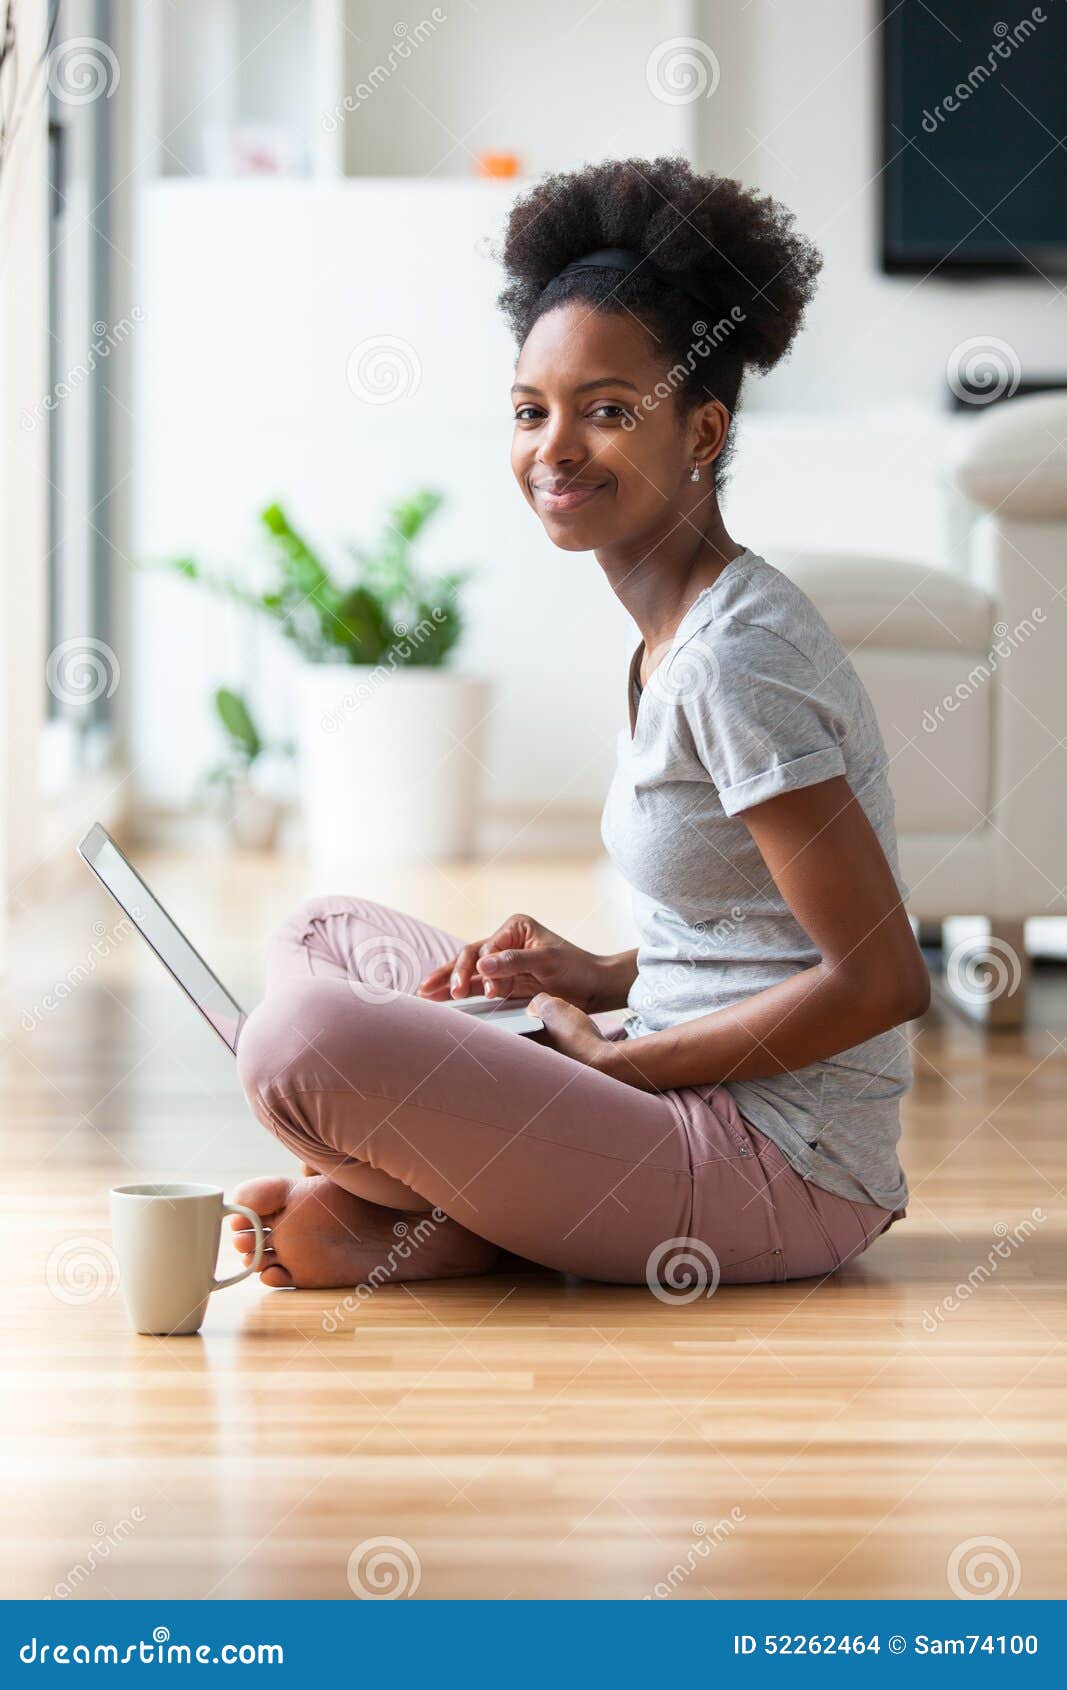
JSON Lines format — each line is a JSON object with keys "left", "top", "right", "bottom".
{"left": 542, "top": 246, "right": 712, "bottom": 319}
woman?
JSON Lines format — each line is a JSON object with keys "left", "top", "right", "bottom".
{"left": 230, "top": 158, "right": 929, "bottom": 1293}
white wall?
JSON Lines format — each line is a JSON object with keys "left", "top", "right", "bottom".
{"left": 695, "top": 0, "right": 1066, "bottom": 415}
{"left": 129, "top": 180, "right": 638, "bottom": 812}
{"left": 127, "top": 0, "right": 1066, "bottom": 821}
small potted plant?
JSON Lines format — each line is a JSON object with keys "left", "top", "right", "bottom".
{"left": 161, "top": 493, "right": 486, "bottom": 865}
{"left": 204, "top": 687, "right": 293, "bottom": 852}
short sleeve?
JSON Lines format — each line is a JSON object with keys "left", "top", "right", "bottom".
{"left": 677, "top": 621, "right": 848, "bottom": 816}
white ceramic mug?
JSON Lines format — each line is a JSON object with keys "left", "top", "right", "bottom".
{"left": 109, "top": 1182, "right": 265, "bottom": 1335}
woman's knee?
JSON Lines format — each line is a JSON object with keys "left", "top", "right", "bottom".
{"left": 237, "top": 978, "right": 352, "bottom": 1116}
{"left": 276, "top": 893, "right": 395, "bottom": 940}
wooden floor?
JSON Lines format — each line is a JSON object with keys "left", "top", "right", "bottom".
{"left": 2, "top": 850, "right": 1064, "bottom": 1600}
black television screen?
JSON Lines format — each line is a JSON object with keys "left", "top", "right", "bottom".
{"left": 881, "top": 0, "right": 1067, "bottom": 275}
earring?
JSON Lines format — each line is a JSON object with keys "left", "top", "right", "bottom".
{"left": 690, "top": 463, "right": 701, "bottom": 482}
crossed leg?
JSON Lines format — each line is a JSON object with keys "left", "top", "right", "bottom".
{"left": 230, "top": 896, "right": 695, "bottom": 1289}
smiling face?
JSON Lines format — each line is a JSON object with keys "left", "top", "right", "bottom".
{"left": 510, "top": 302, "right": 725, "bottom": 554}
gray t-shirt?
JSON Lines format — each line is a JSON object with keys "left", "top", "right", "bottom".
{"left": 600, "top": 547, "right": 911, "bottom": 1212}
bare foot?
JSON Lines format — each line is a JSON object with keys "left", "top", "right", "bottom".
{"left": 228, "top": 1174, "right": 500, "bottom": 1290}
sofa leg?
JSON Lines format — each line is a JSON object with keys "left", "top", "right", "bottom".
{"left": 941, "top": 919, "right": 1029, "bottom": 1030}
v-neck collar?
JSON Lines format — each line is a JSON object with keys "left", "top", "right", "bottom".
{"left": 625, "top": 550, "right": 754, "bottom": 739}
{"left": 626, "top": 643, "right": 644, "bottom": 739}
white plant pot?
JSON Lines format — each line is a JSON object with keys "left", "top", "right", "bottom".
{"left": 222, "top": 779, "right": 285, "bottom": 852}
{"left": 297, "top": 664, "right": 490, "bottom": 868}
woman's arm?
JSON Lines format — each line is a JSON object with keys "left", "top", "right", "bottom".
{"left": 533, "top": 776, "right": 930, "bottom": 1091}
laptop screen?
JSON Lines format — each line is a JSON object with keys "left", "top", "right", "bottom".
{"left": 77, "top": 825, "right": 245, "bottom": 1054}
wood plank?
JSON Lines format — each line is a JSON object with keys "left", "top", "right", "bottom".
{"left": 1, "top": 853, "right": 1063, "bottom": 1599}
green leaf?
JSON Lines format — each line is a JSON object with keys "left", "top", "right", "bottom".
{"left": 330, "top": 585, "right": 392, "bottom": 663}
{"left": 214, "top": 688, "right": 262, "bottom": 763}
{"left": 401, "top": 599, "right": 463, "bottom": 667}
{"left": 389, "top": 490, "right": 443, "bottom": 544}
{"left": 148, "top": 490, "right": 471, "bottom": 670}
{"left": 260, "top": 502, "right": 343, "bottom": 630}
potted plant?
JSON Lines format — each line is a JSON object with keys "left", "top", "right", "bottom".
{"left": 203, "top": 687, "right": 293, "bottom": 852}
{"left": 162, "top": 493, "right": 486, "bottom": 865}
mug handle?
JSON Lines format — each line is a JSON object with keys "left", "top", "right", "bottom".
{"left": 213, "top": 1201, "right": 266, "bottom": 1291}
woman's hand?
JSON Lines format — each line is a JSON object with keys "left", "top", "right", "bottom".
{"left": 416, "top": 913, "right": 635, "bottom": 1014}
{"left": 526, "top": 994, "right": 616, "bottom": 1071}
{"left": 529, "top": 996, "right": 661, "bottom": 1087}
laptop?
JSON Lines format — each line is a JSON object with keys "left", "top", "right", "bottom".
{"left": 76, "top": 824, "right": 542, "bottom": 1052}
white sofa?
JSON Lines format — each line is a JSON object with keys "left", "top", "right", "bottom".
{"left": 775, "top": 392, "right": 1067, "bottom": 1026}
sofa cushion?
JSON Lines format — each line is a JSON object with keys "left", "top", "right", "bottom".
{"left": 953, "top": 392, "right": 1067, "bottom": 519}
{"left": 767, "top": 550, "right": 994, "bottom": 651}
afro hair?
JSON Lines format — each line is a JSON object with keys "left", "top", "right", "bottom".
{"left": 497, "top": 156, "right": 822, "bottom": 479}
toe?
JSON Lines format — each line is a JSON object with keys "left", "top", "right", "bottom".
{"left": 238, "top": 1241, "right": 276, "bottom": 1267}
{"left": 230, "top": 1175, "right": 293, "bottom": 1227}
{"left": 232, "top": 1224, "right": 272, "bottom": 1252}
{"left": 259, "top": 1263, "right": 294, "bottom": 1288}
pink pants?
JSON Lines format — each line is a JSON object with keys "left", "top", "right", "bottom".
{"left": 236, "top": 896, "right": 900, "bottom": 1285}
